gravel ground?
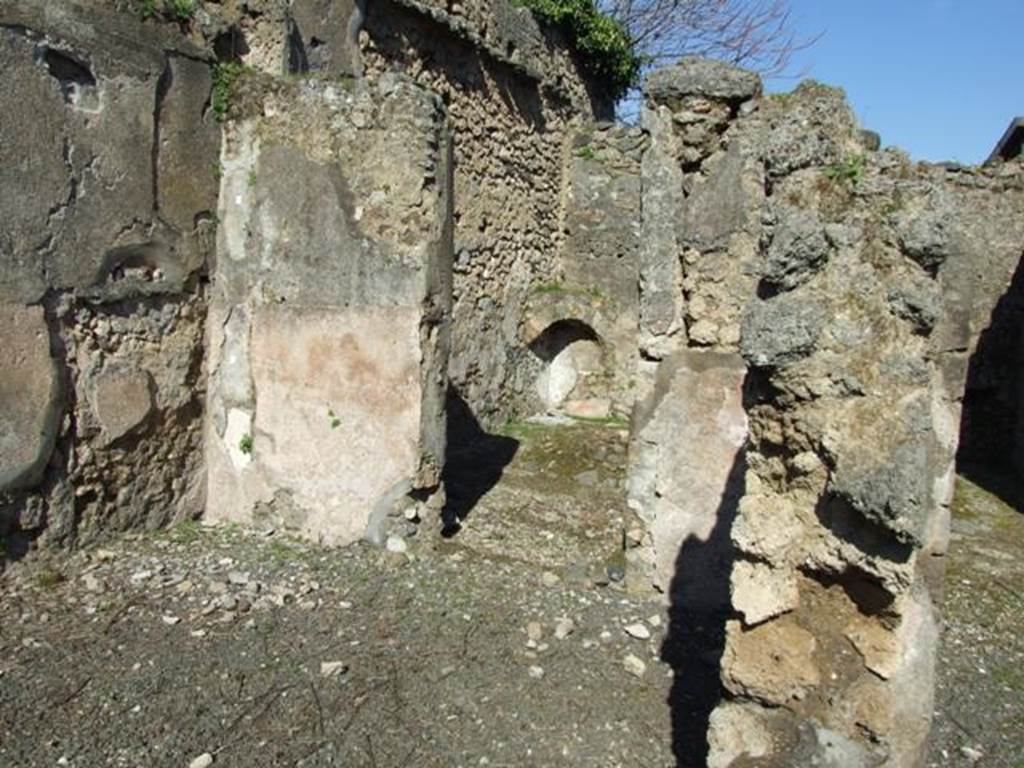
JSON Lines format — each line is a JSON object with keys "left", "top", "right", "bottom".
{"left": 0, "top": 524, "right": 678, "bottom": 768}
{"left": 927, "top": 475, "right": 1024, "bottom": 768}
{"left": 0, "top": 422, "right": 1020, "bottom": 768}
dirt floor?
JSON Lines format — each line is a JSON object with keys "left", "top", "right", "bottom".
{"left": 0, "top": 423, "right": 1021, "bottom": 768}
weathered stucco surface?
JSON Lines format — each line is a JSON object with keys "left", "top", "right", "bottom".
{"left": 628, "top": 350, "right": 747, "bottom": 603}
{"left": 204, "top": 73, "right": 452, "bottom": 547}
{"left": 0, "top": 0, "right": 216, "bottom": 546}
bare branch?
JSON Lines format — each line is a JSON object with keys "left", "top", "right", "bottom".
{"left": 600, "top": 0, "right": 819, "bottom": 78}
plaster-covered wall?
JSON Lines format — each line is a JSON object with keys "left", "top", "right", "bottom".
{"left": 205, "top": 73, "right": 452, "bottom": 547}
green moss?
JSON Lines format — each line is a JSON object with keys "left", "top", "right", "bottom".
{"left": 574, "top": 145, "right": 596, "bottom": 160}
{"left": 568, "top": 413, "right": 629, "bottom": 429}
{"left": 37, "top": 568, "right": 66, "bottom": 589}
{"left": 531, "top": 282, "right": 605, "bottom": 301}
{"left": 513, "top": 0, "right": 642, "bottom": 101}
{"left": 238, "top": 433, "right": 254, "bottom": 455}
{"left": 165, "top": 519, "right": 203, "bottom": 544}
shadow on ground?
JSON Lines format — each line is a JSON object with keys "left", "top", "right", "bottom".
{"left": 440, "top": 386, "right": 519, "bottom": 534}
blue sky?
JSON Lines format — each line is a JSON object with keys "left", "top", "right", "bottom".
{"left": 766, "top": 1, "right": 1023, "bottom": 164}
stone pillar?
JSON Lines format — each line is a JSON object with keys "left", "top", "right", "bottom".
{"left": 636, "top": 58, "right": 1024, "bottom": 768}
{"left": 205, "top": 73, "right": 452, "bottom": 546}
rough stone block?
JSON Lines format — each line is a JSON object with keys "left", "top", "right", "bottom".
{"left": 721, "top": 617, "right": 820, "bottom": 705}
{"left": 90, "top": 366, "right": 154, "bottom": 447}
{"left": 645, "top": 56, "right": 762, "bottom": 104}
{"left": 0, "top": 304, "right": 61, "bottom": 492}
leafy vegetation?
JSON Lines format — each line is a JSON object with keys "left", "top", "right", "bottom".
{"left": 238, "top": 433, "right": 254, "bottom": 455}
{"left": 137, "top": 0, "right": 197, "bottom": 22}
{"left": 168, "top": 0, "right": 197, "bottom": 20}
{"left": 824, "top": 154, "right": 866, "bottom": 187}
{"left": 514, "top": 0, "right": 642, "bottom": 101}
{"left": 212, "top": 62, "right": 249, "bottom": 122}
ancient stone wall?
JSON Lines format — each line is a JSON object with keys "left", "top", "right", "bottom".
{"left": 0, "top": 0, "right": 219, "bottom": 548}
{"left": 522, "top": 123, "right": 644, "bottom": 420}
{"left": 360, "top": 0, "right": 612, "bottom": 424}
{"left": 632, "top": 57, "right": 1024, "bottom": 767}
{"left": 204, "top": 72, "right": 452, "bottom": 548}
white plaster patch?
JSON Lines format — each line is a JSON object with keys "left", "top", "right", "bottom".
{"left": 224, "top": 408, "right": 254, "bottom": 469}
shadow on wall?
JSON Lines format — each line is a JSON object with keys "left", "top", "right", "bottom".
{"left": 440, "top": 386, "right": 519, "bottom": 535}
{"left": 659, "top": 436, "right": 747, "bottom": 766}
{"left": 957, "top": 253, "right": 1024, "bottom": 512}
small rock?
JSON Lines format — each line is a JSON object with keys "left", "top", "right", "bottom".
{"left": 403, "top": 506, "right": 420, "bottom": 522}
{"left": 647, "top": 615, "right": 662, "bottom": 628}
{"left": 385, "top": 536, "right": 408, "bottom": 554}
{"left": 554, "top": 618, "right": 575, "bottom": 640}
{"left": 526, "top": 621, "right": 543, "bottom": 642}
{"left": 624, "top": 527, "right": 645, "bottom": 548}
{"left": 82, "top": 573, "right": 104, "bottom": 593}
{"left": 528, "top": 665, "right": 545, "bottom": 679}
{"left": 218, "top": 595, "right": 238, "bottom": 611}
{"left": 227, "top": 571, "right": 250, "bottom": 586}
{"left": 320, "top": 661, "right": 348, "bottom": 677}
{"left": 623, "top": 622, "right": 651, "bottom": 640}
{"left": 541, "top": 572, "right": 561, "bottom": 588}
{"left": 189, "top": 753, "right": 214, "bottom": 768}
{"left": 161, "top": 615, "right": 181, "bottom": 626}
{"left": 960, "top": 746, "right": 983, "bottom": 762}
{"left": 623, "top": 654, "right": 647, "bottom": 678}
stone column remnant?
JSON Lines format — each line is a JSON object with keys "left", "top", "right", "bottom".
{"left": 634, "top": 58, "right": 1024, "bottom": 767}
{"left": 205, "top": 72, "right": 453, "bottom": 547}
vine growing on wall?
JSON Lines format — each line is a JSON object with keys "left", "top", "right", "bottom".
{"left": 515, "top": 0, "right": 643, "bottom": 101}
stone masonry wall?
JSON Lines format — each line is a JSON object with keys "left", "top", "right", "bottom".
{"left": 361, "top": 0, "right": 611, "bottom": 424}
{"left": 0, "top": 0, "right": 219, "bottom": 548}
{"left": 632, "top": 58, "right": 1024, "bottom": 767}
{"left": 520, "top": 122, "right": 645, "bottom": 420}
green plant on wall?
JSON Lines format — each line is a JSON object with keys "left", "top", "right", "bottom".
{"left": 168, "top": 0, "right": 197, "bottom": 20}
{"left": 238, "top": 433, "right": 254, "bottom": 455}
{"left": 138, "top": 0, "right": 197, "bottom": 21}
{"left": 824, "top": 154, "right": 866, "bottom": 187}
{"left": 212, "top": 62, "right": 249, "bottom": 122}
{"left": 513, "top": 0, "right": 642, "bottom": 101}
{"left": 327, "top": 408, "right": 342, "bottom": 430}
